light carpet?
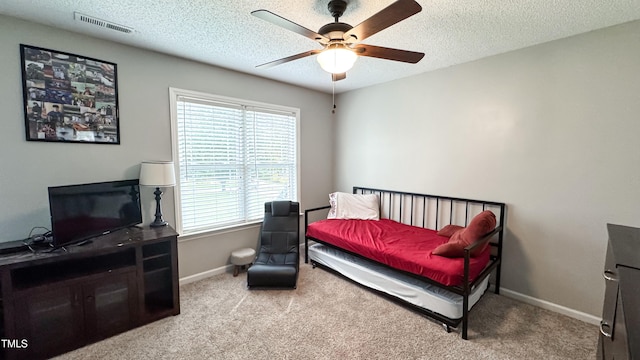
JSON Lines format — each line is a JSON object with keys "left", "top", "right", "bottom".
{"left": 56, "top": 261, "right": 597, "bottom": 359}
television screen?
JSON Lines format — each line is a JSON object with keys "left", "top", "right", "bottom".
{"left": 48, "top": 179, "right": 142, "bottom": 247}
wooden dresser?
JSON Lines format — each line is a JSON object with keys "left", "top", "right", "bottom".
{"left": 0, "top": 226, "right": 180, "bottom": 360}
{"left": 598, "top": 224, "right": 640, "bottom": 359}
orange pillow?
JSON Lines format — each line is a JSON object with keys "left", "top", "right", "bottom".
{"left": 437, "top": 225, "right": 464, "bottom": 237}
{"left": 432, "top": 210, "right": 496, "bottom": 258}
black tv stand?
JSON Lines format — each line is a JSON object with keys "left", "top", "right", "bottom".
{"left": 0, "top": 226, "right": 180, "bottom": 360}
{"left": 75, "top": 239, "right": 93, "bottom": 246}
{"left": 0, "top": 240, "right": 29, "bottom": 255}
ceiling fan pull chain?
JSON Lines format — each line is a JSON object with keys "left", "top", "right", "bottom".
{"left": 332, "top": 80, "right": 336, "bottom": 114}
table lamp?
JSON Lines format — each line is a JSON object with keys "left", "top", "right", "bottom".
{"left": 139, "top": 161, "right": 176, "bottom": 227}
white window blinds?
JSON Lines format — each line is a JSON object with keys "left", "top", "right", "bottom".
{"left": 173, "top": 92, "right": 298, "bottom": 234}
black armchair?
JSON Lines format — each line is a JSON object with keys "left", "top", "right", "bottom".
{"left": 247, "top": 201, "right": 300, "bottom": 289}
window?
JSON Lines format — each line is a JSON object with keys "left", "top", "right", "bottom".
{"left": 169, "top": 88, "right": 299, "bottom": 235}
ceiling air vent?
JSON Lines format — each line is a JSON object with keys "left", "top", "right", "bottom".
{"left": 74, "top": 12, "right": 133, "bottom": 34}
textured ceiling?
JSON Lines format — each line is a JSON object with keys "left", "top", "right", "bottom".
{"left": 1, "top": 0, "right": 639, "bottom": 94}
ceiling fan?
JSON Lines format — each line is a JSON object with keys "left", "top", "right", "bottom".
{"left": 251, "top": 0, "right": 425, "bottom": 81}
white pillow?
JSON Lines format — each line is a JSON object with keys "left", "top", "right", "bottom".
{"left": 327, "top": 192, "right": 380, "bottom": 220}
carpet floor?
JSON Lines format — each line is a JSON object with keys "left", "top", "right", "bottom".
{"left": 56, "top": 261, "right": 598, "bottom": 359}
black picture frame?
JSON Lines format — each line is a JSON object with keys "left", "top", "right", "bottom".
{"left": 20, "top": 44, "right": 120, "bottom": 144}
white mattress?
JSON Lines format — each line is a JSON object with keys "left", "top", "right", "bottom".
{"left": 308, "top": 243, "right": 489, "bottom": 320}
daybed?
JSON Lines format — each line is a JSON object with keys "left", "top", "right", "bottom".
{"left": 304, "top": 187, "right": 506, "bottom": 339}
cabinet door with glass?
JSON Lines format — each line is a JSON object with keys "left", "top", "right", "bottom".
{"left": 83, "top": 270, "right": 138, "bottom": 342}
{"left": 12, "top": 270, "right": 137, "bottom": 359}
{"left": 13, "top": 284, "right": 86, "bottom": 359}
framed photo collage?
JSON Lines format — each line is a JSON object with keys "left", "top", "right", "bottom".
{"left": 20, "top": 44, "right": 120, "bottom": 144}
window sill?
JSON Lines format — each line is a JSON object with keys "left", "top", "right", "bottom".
{"left": 177, "top": 221, "right": 263, "bottom": 243}
{"left": 176, "top": 213, "right": 304, "bottom": 243}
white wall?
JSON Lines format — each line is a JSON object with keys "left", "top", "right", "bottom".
{"left": 334, "top": 20, "right": 640, "bottom": 317}
{"left": 0, "top": 15, "right": 334, "bottom": 278}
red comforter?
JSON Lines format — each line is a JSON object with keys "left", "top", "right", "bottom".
{"left": 306, "top": 219, "right": 490, "bottom": 286}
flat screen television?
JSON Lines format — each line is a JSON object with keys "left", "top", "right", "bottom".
{"left": 48, "top": 179, "right": 142, "bottom": 248}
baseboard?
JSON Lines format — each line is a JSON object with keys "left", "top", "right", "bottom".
{"left": 181, "top": 245, "right": 308, "bottom": 286}
{"left": 500, "top": 288, "right": 601, "bottom": 326}
{"left": 179, "top": 264, "right": 233, "bottom": 286}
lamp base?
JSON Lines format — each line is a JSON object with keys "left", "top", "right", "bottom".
{"left": 150, "top": 187, "right": 168, "bottom": 228}
{"left": 150, "top": 219, "right": 168, "bottom": 227}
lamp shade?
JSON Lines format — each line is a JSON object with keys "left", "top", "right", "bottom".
{"left": 139, "top": 161, "right": 176, "bottom": 187}
{"left": 317, "top": 44, "right": 357, "bottom": 74}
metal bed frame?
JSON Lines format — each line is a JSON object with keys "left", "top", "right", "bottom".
{"left": 304, "top": 186, "right": 506, "bottom": 339}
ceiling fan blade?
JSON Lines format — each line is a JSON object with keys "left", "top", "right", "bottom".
{"left": 343, "top": 0, "right": 422, "bottom": 43}
{"left": 256, "top": 50, "right": 321, "bottom": 69}
{"left": 332, "top": 72, "right": 346, "bottom": 82}
{"left": 353, "top": 44, "right": 424, "bottom": 63}
{"left": 252, "top": 10, "right": 329, "bottom": 44}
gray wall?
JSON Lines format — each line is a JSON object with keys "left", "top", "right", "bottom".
{"left": 3, "top": 12, "right": 639, "bottom": 319}
{"left": 334, "top": 20, "right": 640, "bottom": 317}
{"left": 0, "top": 15, "right": 334, "bottom": 278}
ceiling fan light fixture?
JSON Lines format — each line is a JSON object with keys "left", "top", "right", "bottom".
{"left": 317, "top": 44, "right": 357, "bottom": 74}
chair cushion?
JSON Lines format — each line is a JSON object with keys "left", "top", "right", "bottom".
{"left": 271, "top": 201, "right": 292, "bottom": 216}
{"left": 247, "top": 264, "right": 297, "bottom": 288}
{"left": 254, "top": 251, "right": 298, "bottom": 266}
